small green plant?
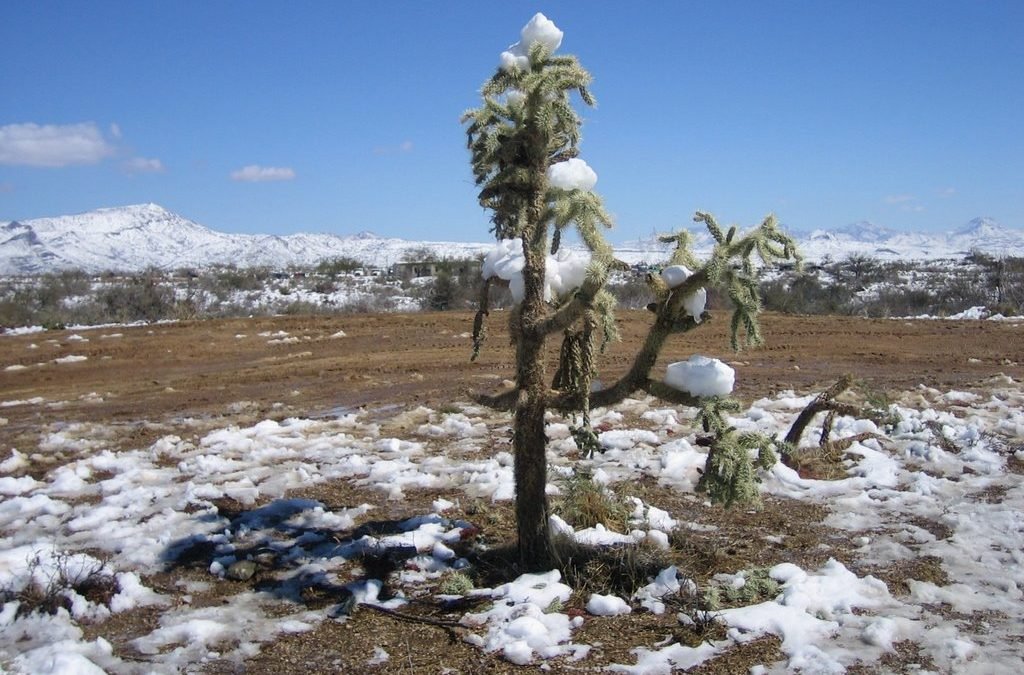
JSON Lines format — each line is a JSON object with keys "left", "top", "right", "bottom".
{"left": 666, "top": 585, "right": 727, "bottom": 647}
{"left": 438, "top": 571, "right": 475, "bottom": 596}
{"left": 854, "top": 381, "right": 899, "bottom": 426}
{"left": 435, "top": 403, "right": 464, "bottom": 416}
{"left": 701, "top": 567, "right": 780, "bottom": 610}
{"left": 556, "top": 537, "right": 674, "bottom": 600}
{"left": 544, "top": 597, "right": 564, "bottom": 614}
{"left": 554, "top": 471, "right": 631, "bottom": 531}
{"left": 695, "top": 399, "right": 778, "bottom": 507}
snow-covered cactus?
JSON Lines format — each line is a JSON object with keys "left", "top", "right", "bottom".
{"left": 464, "top": 14, "right": 800, "bottom": 566}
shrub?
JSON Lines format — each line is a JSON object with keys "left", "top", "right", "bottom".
{"left": 315, "top": 257, "right": 363, "bottom": 277}
{"left": 761, "top": 274, "right": 853, "bottom": 315}
{"left": 870, "top": 287, "right": 933, "bottom": 317}
{"left": 99, "top": 273, "right": 174, "bottom": 322}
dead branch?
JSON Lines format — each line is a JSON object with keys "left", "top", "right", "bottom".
{"left": 363, "top": 603, "right": 465, "bottom": 628}
{"left": 820, "top": 431, "right": 889, "bottom": 454}
{"left": 783, "top": 375, "right": 854, "bottom": 449}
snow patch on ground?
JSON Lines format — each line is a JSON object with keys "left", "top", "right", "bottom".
{"left": 2, "top": 378, "right": 1024, "bottom": 671}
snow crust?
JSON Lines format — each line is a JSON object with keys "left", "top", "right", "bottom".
{"left": 664, "top": 356, "right": 735, "bottom": 397}
{"left": 461, "top": 570, "right": 587, "bottom": 664}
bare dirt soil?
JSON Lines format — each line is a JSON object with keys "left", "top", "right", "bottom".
{"left": 2, "top": 311, "right": 1021, "bottom": 448}
{"left": 2, "top": 311, "right": 1022, "bottom": 673}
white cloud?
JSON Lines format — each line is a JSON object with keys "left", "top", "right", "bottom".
{"left": 883, "top": 193, "right": 926, "bottom": 213}
{"left": 230, "top": 164, "right": 296, "bottom": 182}
{"left": 883, "top": 194, "right": 915, "bottom": 205}
{"left": 109, "top": 123, "right": 123, "bottom": 139}
{"left": 938, "top": 187, "right": 956, "bottom": 198}
{"left": 0, "top": 122, "right": 116, "bottom": 167}
{"left": 123, "top": 157, "right": 164, "bottom": 174}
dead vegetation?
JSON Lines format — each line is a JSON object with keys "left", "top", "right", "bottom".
{"left": 0, "top": 550, "right": 119, "bottom": 620}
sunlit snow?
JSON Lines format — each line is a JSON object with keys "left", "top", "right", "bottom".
{"left": 664, "top": 356, "right": 735, "bottom": 397}
{"left": 1, "top": 372, "right": 1022, "bottom": 671}
{"left": 482, "top": 238, "right": 590, "bottom": 303}
{"left": 661, "top": 264, "right": 708, "bottom": 321}
{"left": 499, "top": 13, "right": 563, "bottom": 72}
{"left": 547, "top": 158, "right": 598, "bottom": 192}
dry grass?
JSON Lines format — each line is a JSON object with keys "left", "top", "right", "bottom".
{"left": 846, "top": 639, "right": 939, "bottom": 674}
{"left": 865, "top": 555, "right": 950, "bottom": 597}
{"left": 553, "top": 471, "right": 632, "bottom": 532}
{"left": 784, "top": 443, "right": 850, "bottom": 480}
{"left": 1, "top": 550, "right": 119, "bottom": 620}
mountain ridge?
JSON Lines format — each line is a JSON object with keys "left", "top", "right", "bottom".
{"left": 2, "top": 204, "right": 1022, "bottom": 275}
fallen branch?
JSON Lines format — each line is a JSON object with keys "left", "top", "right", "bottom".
{"left": 363, "top": 603, "right": 465, "bottom": 628}
{"left": 820, "top": 431, "right": 890, "bottom": 454}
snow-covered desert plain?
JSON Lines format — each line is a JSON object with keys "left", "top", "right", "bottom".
{"left": 1, "top": 312, "right": 1023, "bottom": 673}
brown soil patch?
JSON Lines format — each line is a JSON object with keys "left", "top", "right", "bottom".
{"left": 846, "top": 639, "right": 939, "bottom": 674}
{"left": 2, "top": 312, "right": 1022, "bottom": 460}
{"left": 864, "top": 555, "right": 950, "bottom": 597}
{"left": 623, "top": 476, "right": 849, "bottom": 581}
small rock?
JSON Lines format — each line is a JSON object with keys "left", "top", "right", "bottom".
{"left": 328, "top": 589, "right": 357, "bottom": 618}
{"left": 226, "top": 560, "right": 257, "bottom": 581}
{"left": 254, "top": 551, "right": 278, "bottom": 567}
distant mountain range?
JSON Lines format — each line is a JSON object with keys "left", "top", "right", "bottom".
{"left": 2, "top": 204, "right": 1022, "bottom": 275}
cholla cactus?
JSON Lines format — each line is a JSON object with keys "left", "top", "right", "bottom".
{"left": 465, "top": 14, "right": 799, "bottom": 566}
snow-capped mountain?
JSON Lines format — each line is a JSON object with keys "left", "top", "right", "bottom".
{"left": 0, "top": 204, "right": 494, "bottom": 274}
{"left": 1, "top": 205, "right": 1023, "bottom": 275}
{"left": 618, "top": 216, "right": 1024, "bottom": 265}
{"left": 786, "top": 217, "right": 1020, "bottom": 261}
{"left": 832, "top": 221, "right": 898, "bottom": 242}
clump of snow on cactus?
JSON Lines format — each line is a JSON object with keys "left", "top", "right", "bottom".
{"left": 500, "top": 13, "right": 564, "bottom": 71}
{"left": 547, "top": 158, "right": 598, "bottom": 192}
{"left": 664, "top": 356, "right": 735, "bottom": 397}
{"left": 482, "top": 239, "right": 591, "bottom": 303}
{"left": 661, "top": 264, "right": 707, "bottom": 322}
{"left": 505, "top": 89, "right": 526, "bottom": 107}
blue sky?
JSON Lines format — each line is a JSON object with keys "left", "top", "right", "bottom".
{"left": 1, "top": 1, "right": 1021, "bottom": 241}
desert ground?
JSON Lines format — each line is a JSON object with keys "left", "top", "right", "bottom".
{"left": 2, "top": 310, "right": 1022, "bottom": 447}
{"left": 2, "top": 310, "right": 1023, "bottom": 673}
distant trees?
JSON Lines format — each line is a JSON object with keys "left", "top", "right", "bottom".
{"left": 315, "top": 257, "right": 363, "bottom": 277}
{"left": 97, "top": 268, "right": 175, "bottom": 323}
{"left": 760, "top": 253, "right": 1024, "bottom": 318}
{"left": 1, "top": 251, "right": 1019, "bottom": 331}
{"left": 420, "top": 258, "right": 483, "bottom": 311}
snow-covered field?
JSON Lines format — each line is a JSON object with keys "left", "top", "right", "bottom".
{"left": 2, "top": 369, "right": 1023, "bottom": 673}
